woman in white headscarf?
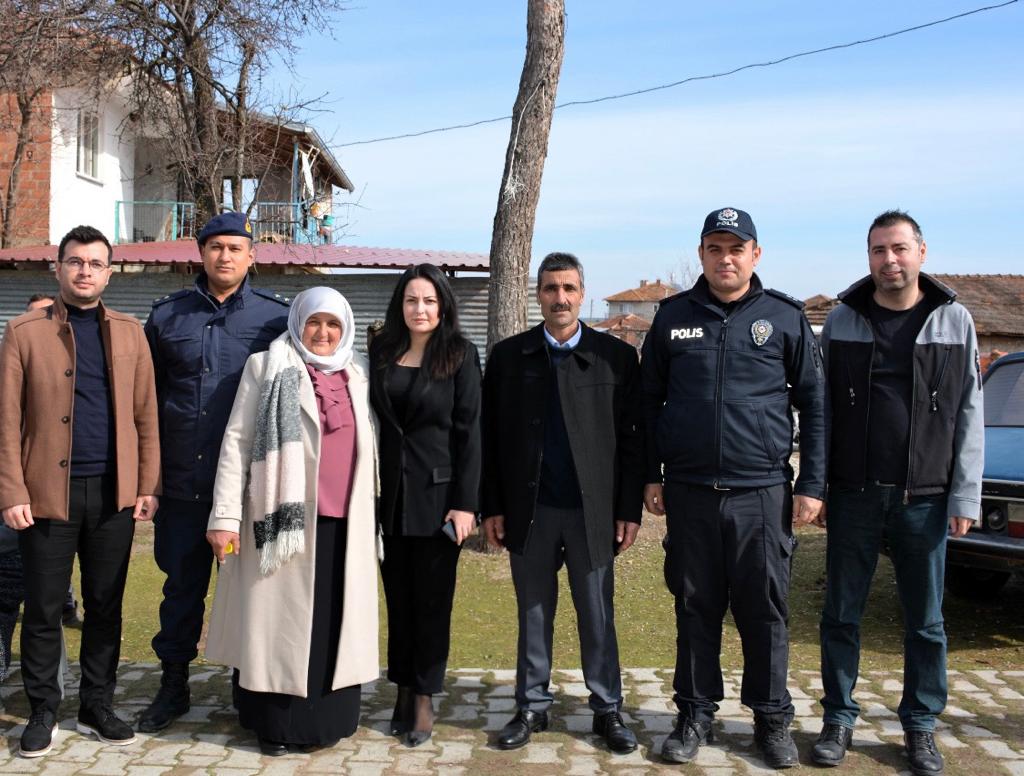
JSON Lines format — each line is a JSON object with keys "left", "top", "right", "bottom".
{"left": 204, "top": 287, "right": 379, "bottom": 755}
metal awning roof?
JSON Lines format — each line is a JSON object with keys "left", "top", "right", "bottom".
{"left": 0, "top": 242, "right": 490, "bottom": 272}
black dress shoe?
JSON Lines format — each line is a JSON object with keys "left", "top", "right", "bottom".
{"left": 257, "top": 735, "right": 288, "bottom": 756}
{"left": 905, "top": 730, "right": 944, "bottom": 775}
{"left": 661, "top": 716, "right": 714, "bottom": 763}
{"left": 592, "top": 711, "right": 637, "bottom": 754}
{"left": 811, "top": 723, "right": 853, "bottom": 766}
{"left": 496, "top": 709, "right": 548, "bottom": 750}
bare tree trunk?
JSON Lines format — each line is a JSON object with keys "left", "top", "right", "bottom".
{"left": 1, "top": 93, "right": 37, "bottom": 248}
{"left": 230, "top": 42, "right": 255, "bottom": 212}
{"left": 471, "top": 0, "right": 564, "bottom": 554}
{"left": 485, "top": 0, "right": 565, "bottom": 353}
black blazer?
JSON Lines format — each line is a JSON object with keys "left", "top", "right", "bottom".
{"left": 369, "top": 339, "right": 482, "bottom": 537}
{"left": 481, "top": 323, "right": 645, "bottom": 569}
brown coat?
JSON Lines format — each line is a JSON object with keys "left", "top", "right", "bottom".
{"left": 0, "top": 297, "right": 160, "bottom": 519}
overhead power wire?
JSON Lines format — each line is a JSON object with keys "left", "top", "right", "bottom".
{"left": 336, "top": 0, "right": 1018, "bottom": 148}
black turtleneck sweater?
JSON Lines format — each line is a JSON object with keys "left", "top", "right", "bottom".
{"left": 67, "top": 304, "right": 115, "bottom": 477}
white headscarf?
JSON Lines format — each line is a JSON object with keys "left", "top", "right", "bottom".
{"left": 287, "top": 286, "right": 356, "bottom": 374}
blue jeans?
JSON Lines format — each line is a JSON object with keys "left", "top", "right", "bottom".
{"left": 819, "top": 485, "right": 948, "bottom": 731}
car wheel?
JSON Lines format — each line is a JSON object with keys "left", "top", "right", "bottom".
{"left": 945, "top": 564, "right": 1012, "bottom": 598}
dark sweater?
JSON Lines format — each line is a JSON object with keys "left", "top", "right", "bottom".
{"left": 537, "top": 345, "right": 583, "bottom": 509}
{"left": 67, "top": 304, "right": 115, "bottom": 477}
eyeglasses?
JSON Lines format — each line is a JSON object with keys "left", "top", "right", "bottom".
{"left": 60, "top": 258, "right": 111, "bottom": 272}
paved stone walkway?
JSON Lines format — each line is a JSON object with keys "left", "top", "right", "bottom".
{"left": 2, "top": 664, "right": 1023, "bottom": 774}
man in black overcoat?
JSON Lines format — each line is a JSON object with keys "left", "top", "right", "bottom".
{"left": 481, "top": 252, "right": 645, "bottom": 755}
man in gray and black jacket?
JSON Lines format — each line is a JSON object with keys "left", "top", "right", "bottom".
{"left": 810, "top": 210, "right": 984, "bottom": 776}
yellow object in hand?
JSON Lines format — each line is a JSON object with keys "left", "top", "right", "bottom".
{"left": 225, "top": 542, "right": 234, "bottom": 555}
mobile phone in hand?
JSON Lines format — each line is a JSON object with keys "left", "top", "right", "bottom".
{"left": 441, "top": 520, "right": 458, "bottom": 543}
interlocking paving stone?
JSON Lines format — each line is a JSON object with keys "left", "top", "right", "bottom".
{"left": 0, "top": 664, "right": 1022, "bottom": 774}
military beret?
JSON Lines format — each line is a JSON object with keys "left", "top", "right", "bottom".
{"left": 197, "top": 212, "right": 253, "bottom": 246}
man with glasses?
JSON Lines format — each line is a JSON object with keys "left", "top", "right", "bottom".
{"left": 0, "top": 226, "right": 160, "bottom": 757}
{"left": 139, "top": 212, "right": 289, "bottom": 731}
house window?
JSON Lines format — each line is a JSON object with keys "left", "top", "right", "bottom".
{"left": 76, "top": 111, "right": 99, "bottom": 179}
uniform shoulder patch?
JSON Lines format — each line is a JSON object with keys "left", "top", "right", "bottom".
{"left": 765, "top": 288, "right": 805, "bottom": 310}
{"left": 252, "top": 287, "right": 292, "bottom": 306}
{"left": 151, "top": 289, "right": 190, "bottom": 307}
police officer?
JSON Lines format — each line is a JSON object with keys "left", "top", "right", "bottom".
{"left": 641, "top": 208, "right": 825, "bottom": 769}
{"left": 138, "top": 212, "right": 289, "bottom": 732}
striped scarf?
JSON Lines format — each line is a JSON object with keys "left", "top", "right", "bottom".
{"left": 250, "top": 336, "right": 308, "bottom": 575}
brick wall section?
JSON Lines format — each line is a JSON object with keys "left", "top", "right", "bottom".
{"left": 0, "top": 91, "right": 52, "bottom": 246}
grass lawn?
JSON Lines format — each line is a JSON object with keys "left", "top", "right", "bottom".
{"left": 21, "top": 510, "right": 1024, "bottom": 673}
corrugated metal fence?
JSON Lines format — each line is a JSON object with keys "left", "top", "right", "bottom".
{"left": 0, "top": 270, "right": 542, "bottom": 356}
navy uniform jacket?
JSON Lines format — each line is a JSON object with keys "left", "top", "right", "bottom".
{"left": 641, "top": 273, "right": 826, "bottom": 498}
{"left": 144, "top": 273, "right": 289, "bottom": 502}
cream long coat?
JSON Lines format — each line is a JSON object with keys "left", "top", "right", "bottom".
{"left": 205, "top": 341, "right": 379, "bottom": 696}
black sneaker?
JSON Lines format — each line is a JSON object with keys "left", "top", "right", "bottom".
{"left": 661, "top": 715, "right": 714, "bottom": 763}
{"left": 905, "top": 730, "right": 944, "bottom": 775}
{"left": 753, "top": 712, "right": 798, "bottom": 769}
{"left": 77, "top": 705, "right": 137, "bottom": 745}
{"left": 20, "top": 708, "right": 58, "bottom": 758}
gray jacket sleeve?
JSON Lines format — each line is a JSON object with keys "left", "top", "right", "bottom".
{"left": 948, "top": 308, "right": 985, "bottom": 520}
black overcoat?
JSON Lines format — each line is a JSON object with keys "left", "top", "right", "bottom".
{"left": 481, "top": 322, "right": 645, "bottom": 569}
{"left": 370, "top": 340, "right": 482, "bottom": 537}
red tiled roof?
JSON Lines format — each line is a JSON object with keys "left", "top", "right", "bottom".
{"left": 803, "top": 274, "right": 1024, "bottom": 336}
{"left": 935, "top": 274, "right": 1024, "bottom": 336}
{"left": 0, "top": 241, "right": 490, "bottom": 271}
{"left": 592, "top": 312, "right": 652, "bottom": 332}
{"left": 803, "top": 295, "right": 840, "bottom": 327}
{"left": 605, "top": 279, "right": 679, "bottom": 303}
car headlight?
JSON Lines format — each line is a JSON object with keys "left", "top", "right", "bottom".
{"left": 986, "top": 505, "right": 1008, "bottom": 532}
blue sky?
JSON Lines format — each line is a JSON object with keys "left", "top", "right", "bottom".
{"left": 283, "top": 1, "right": 1023, "bottom": 317}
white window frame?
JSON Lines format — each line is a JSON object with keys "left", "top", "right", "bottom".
{"left": 76, "top": 110, "right": 100, "bottom": 180}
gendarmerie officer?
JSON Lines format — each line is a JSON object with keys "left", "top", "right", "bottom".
{"left": 641, "top": 208, "right": 825, "bottom": 769}
{"left": 138, "top": 212, "right": 289, "bottom": 732}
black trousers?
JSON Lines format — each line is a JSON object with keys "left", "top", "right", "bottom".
{"left": 151, "top": 498, "right": 215, "bottom": 663}
{"left": 663, "top": 482, "right": 796, "bottom": 723}
{"left": 19, "top": 476, "right": 135, "bottom": 714}
{"left": 380, "top": 535, "right": 461, "bottom": 695}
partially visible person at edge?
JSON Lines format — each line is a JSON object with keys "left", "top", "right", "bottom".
{"left": 0, "top": 226, "right": 160, "bottom": 757}
{"left": 139, "top": 212, "right": 289, "bottom": 732}
{"left": 368, "top": 264, "right": 481, "bottom": 748}
{"left": 481, "top": 252, "right": 645, "bottom": 756}
{"left": 808, "top": 210, "right": 984, "bottom": 776}
{"left": 204, "top": 287, "right": 380, "bottom": 755}
{"left": 641, "top": 208, "right": 825, "bottom": 770}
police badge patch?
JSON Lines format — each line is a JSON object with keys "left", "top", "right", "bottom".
{"left": 751, "top": 319, "right": 773, "bottom": 346}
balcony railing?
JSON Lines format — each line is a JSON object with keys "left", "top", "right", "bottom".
{"left": 114, "top": 201, "right": 338, "bottom": 245}
{"left": 114, "top": 201, "right": 195, "bottom": 244}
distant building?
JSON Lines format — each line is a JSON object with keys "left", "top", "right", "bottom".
{"left": 591, "top": 312, "right": 651, "bottom": 349}
{"left": 604, "top": 278, "right": 680, "bottom": 321}
{"left": 803, "top": 274, "right": 1024, "bottom": 355}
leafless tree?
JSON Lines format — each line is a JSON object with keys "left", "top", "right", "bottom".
{"left": 0, "top": 0, "right": 121, "bottom": 247}
{"left": 485, "top": 0, "right": 565, "bottom": 352}
{"left": 107, "top": 0, "right": 345, "bottom": 224}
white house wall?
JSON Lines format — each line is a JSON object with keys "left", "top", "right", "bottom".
{"left": 49, "top": 88, "right": 135, "bottom": 244}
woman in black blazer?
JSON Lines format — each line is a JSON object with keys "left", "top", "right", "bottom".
{"left": 369, "top": 264, "right": 481, "bottom": 748}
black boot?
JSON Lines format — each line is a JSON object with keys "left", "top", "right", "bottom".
{"left": 753, "top": 712, "right": 798, "bottom": 769}
{"left": 138, "top": 661, "right": 191, "bottom": 732}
